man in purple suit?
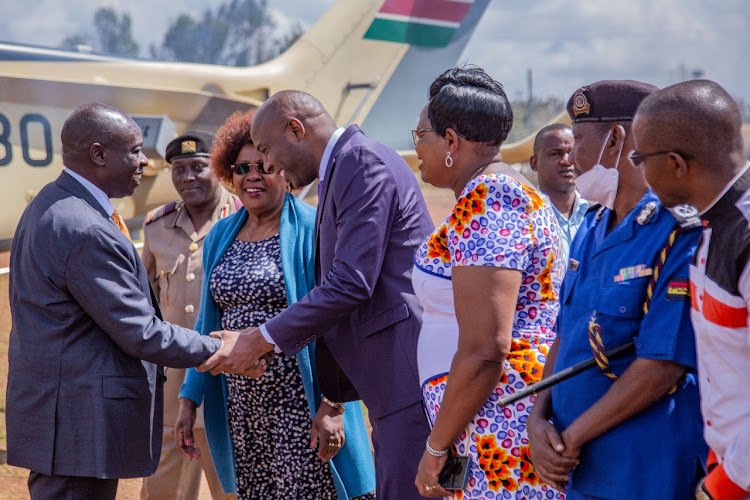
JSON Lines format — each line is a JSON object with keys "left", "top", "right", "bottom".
{"left": 200, "top": 90, "right": 434, "bottom": 498}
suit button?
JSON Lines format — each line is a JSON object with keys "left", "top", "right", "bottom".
{"left": 188, "top": 242, "right": 199, "bottom": 252}
{"left": 161, "top": 375, "right": 168, "bottom": 383}
{"left": 185, "top": 304, "right": 195, "bottom": 314}
{"left": 186, "top": 273, "right": 195, "bottom": 282}
{"left": 160, "top": 270, "right": 165, "bottom": 277}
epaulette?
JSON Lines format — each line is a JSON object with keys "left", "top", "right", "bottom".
{"left": 668, "top": 204, "right": 703, "bottom": 231}
{"left": 145, "top": 201, "right": 178, "bottom": 225}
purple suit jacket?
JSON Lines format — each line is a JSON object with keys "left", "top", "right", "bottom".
{"left": 266, "top": 125, "right": 434, "bottom": 419}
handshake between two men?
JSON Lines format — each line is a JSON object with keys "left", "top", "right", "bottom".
{"left": 198, "top": 328, "right": 277, "bottom": 377}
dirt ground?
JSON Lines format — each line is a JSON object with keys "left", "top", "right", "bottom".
{"left": 0, "top": 185, "right": 456, "bottom": 499}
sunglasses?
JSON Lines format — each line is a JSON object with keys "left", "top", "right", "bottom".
{"left": 629, "top": 150, "right": 689, "bottom": 167}
{"left": 231, "top": 161, "right": 274, "bottom": 176}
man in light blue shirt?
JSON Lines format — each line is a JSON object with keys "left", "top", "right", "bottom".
{"left": 530, "top": 123, "right": 589, "bottom": 265}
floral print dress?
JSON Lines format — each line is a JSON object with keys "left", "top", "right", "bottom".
{"left": 413, "top": 174, "right": 566, "bottom": 499}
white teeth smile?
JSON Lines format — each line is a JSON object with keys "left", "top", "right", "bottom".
{"left": 246, "top": 188, "right": 263, "bottom": 193}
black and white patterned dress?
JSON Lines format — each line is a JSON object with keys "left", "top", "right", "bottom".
{"left": 209, "top": 235, "right": 338, "bottom": 500}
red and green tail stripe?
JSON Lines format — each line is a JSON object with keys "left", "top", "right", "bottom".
{"left": 364, "top": 0, "right": 475, "bottom": 48}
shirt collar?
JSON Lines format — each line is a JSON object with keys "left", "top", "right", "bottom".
{"left": 573, "top": 190, "right": 590, "bottom": 219}
{"left": 319, "top": 127, "right": 345, "bottom": 183}
{"left": 700, "top": 161, "right": 750, "bottom": 215}
{"left": 64, "top": 167, "right": 114, "bottom": 216}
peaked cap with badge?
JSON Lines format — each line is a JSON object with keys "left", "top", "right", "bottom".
{"left": 566, "top": 80, "right": 659, "bottom": 124}
{"left": 165, "top": 130, "right": 214, "bottom": 164}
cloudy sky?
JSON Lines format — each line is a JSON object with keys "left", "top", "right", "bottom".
{"left": 1, "top": 0, "right": 748, "bottom": 103}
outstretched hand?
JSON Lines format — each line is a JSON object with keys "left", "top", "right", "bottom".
{"left": 197, "top": 328, "right": 274, "bottom": 377}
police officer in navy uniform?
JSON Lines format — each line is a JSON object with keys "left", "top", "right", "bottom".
{"left": 526, "top": 81, "right": 707, "bottom": 499}
{"left": 141, "top": 131, "right": 239, "bottom": 500}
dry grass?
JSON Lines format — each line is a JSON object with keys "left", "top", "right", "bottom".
{"left": 0, "top": 186, "right": 456, "bottom": 498}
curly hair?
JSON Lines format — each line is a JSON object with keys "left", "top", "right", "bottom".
{"left": 210, "top": 109, "right": 256, "bottom": 184}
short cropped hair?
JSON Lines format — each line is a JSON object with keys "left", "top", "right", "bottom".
{"left": 532, "top": 123, "right": 573, "bottom": 156}
{"left": 427, "top": 66, "right": 513, "bottom": 146}
{"left": 210, "top": 109, "right": 256, "bottom": 184}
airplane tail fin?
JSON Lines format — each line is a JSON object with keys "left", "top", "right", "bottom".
{"left": 233, "top": 0, "right": 491, "bottom": 150}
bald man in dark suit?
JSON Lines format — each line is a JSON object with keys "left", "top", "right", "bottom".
{"left": 7, "top": 103, "right": 221, "bottom": 500}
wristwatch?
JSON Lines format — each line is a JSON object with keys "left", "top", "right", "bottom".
{"left": 321, "top": 396, "right": 345, "bottom": 414}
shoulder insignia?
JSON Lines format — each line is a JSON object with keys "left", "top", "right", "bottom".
{"left": 145, "top": 201, "right": 178, "bottom": 225}
{"left": 668, "top": 204, "right": 703, "bottom": 231}
{"left": 636, "top": 201, "right": 659, "bottom": 225}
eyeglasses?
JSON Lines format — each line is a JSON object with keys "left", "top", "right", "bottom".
{"left": 411, "top": 128, "right": 435, "bottom": 146}
{"left": 629, "top": 150, "right": 688, "bottom": 167}
{"left": 231, "top": 161, "right": 274, "bottom": 176}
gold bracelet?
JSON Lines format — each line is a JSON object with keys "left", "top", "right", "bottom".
{"left": 321, "top": 396, "right": 345, "bottom": 414}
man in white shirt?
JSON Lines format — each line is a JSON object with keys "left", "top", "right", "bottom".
{"left": 633, "top": 79, "right": 750, "bottom": 500}
{"left": 530, "top": 123, "right": 589, "bottom": 266}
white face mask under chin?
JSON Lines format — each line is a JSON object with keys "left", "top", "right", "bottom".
{"left": 574, "top": 131, "right": 625, "bottom": 210}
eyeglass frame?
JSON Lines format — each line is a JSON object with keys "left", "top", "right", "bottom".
{"left": 629, "top": 149, "right": 689, "bottom": 167}
{"left": 411, "top": 128, "right": 435, "bottom": 146}
{"left": 411, "top": 127, "right": 468, "bottom": 146}
{"left": 230, "top": 161, "right": 275, "bottom": 176}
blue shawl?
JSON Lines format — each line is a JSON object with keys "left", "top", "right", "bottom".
{"left": 180, "top": 194, "right": 375, "bottom": 497}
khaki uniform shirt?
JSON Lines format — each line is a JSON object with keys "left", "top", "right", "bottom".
{"left": 142, "top": 187, "right": 239, "bottom": 427}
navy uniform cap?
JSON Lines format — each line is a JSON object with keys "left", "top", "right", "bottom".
{"left": 566, "top": 80, "right": 659, "bottom": 124}
{"left": 165, "top": 130, "right": 214, "bottom": 164}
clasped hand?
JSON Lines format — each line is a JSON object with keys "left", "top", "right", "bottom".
{"left": 198, "top": 327, "right": 275, "bottom": 378}
{"left": 526, "top": 415, "right": 580, "bottom": 492}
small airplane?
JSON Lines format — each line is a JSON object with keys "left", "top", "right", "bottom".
{"left": 0, "top": 0, "right": 563, "bottom": 250}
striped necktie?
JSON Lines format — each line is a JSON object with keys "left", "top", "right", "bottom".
{"left": 111, "top": 210, "right": 132, "bottom": 241}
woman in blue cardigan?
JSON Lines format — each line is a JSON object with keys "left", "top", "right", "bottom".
{"left": 176, "top": 110, "right": 375, "bottom": 499}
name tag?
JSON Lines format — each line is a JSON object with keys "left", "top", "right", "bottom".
{"left": 568, "top": 259, "right": 580, "bottom": 271}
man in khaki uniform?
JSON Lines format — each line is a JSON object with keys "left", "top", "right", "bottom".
{"left": 141, "top": 131, "right": 239, "bottom": 500}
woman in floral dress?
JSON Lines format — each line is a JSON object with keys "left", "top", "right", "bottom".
{"left": 412, "top": 67, "right": 566, "bottom": 499}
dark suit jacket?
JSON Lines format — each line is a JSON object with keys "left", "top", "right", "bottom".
{"left": 6, "top": 171, "right": 220, "bottom": 479}
{"left": 266, "top": 125, "right": 434, "bottom": 419}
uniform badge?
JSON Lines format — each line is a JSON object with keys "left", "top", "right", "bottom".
{"left": 668, "top": 204, "right": 702, "bottom": 230}
{"left": 636, "top": 201, "right": 658, "bottom": 225}
{"left": 572, "top": 88, "right": 591, "bottom": 116}
{"left": 666, "top": 279, "right": 690, "bottom": 301}
{"left": 614, "top": 264, "right": 652, "bottom": 282}
{"left": 181, "top": 140, "right": 197, "bottom": 154}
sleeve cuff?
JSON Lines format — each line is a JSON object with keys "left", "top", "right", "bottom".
{"left": 178, "top": 367, "right": 205, "bottom": 407}
{"left": 705, "top": 462, "right": 749, "bottom": 500}
{"left": 259, "top": 323, "right": 282, "bottom": 354}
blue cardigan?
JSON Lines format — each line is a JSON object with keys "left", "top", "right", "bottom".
{"left": 179, "top": 194, "right": 375, "bottom": 498}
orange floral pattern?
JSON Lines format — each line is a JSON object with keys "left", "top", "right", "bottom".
{"left": 417, "top": 174, "right": 566, "bottom": 499}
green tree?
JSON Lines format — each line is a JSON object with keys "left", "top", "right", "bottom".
{"left": 153, "top": 0, "right": 302, "bottom": 66}
{"left": 59, "top": 7, "right": 139, "bottom": 57}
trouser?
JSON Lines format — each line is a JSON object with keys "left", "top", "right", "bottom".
{"left": 369, "top": 400, "right": 431, "bottom": 499}
{"left": 141, "top": 425, "right": 236, "bottom": 500}
{"left": 28, "top": 471, "right": 118, "bottom": 500}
